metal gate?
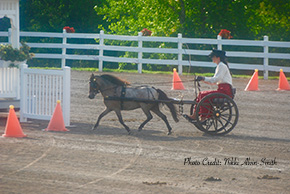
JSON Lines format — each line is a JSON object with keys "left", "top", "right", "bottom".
{"left": 20, "top": 64, "right": 71, "bottom": 126}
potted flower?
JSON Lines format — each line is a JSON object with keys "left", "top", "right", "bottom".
{"left": 218, "top": 29, "right": 233, "bottom": 39}
{"left": 0, "top": 42, "right": 34, "bottom": 68}
{"left": 63, "top": 26, "right": 75, "bottom": 33}
{"left": 141, "top": 28, "right": 152, "bottom": 36}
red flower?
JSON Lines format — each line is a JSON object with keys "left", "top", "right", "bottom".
{"left": 63, "top": 26, "right": 75, "bottom": 33}
{"left": 218, "top": 29, "right": 232, "bottom": 39}
{"left": 141, "top": 28, "right": 152, "bottom": 36}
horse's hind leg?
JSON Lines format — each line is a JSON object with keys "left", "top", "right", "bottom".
{"left": 138, "top": 107, "right": 153, "bottom": 131}
{"left": 92, "top": 108, "right": 111, "bottom": 130}
{"left": 114, "top": 110, "right": 131, "bottom": 134}
{"left": 151, "top": 106, "right": 172, "bottom": 135}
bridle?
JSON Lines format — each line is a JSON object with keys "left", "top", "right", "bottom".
{"left": 89, "top": 77, "right": 100, "bottom": 98}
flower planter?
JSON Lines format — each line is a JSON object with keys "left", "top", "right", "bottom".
{"left": 0, "top": 60, "right": 27, "bottom": 68}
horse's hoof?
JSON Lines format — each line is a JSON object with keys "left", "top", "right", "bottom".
{"left": 167, "top": 131, "right": 172, "bottom": 135}
{"left": 128, "top": 130, "right": 132, "bottom": 135}
{"left": 91, "top": 126, "right": 96, "bottom": 130}
{"left": 138, "top": 128, "right": 142, "bottom": 132}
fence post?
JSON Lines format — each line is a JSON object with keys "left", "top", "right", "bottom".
{"left": 178, "top": 33, "right": 183, "bottom": 75}
{"left": 263, "top": 36, "right": 269, "bottom": 80}
{"left": 217, "top": 35, "right": 222, "bottom": 50}
{"left": 138, "top": 32, "right": 143, "bottom": 73}
{"left": 15, "top": 67, "right": 20, "bottom": 100}
{"left": 8, "top": 28, "right": 12, "bottom": 44}
{"left": 61, "top": 29, "right": 67, "bottom": 68}
{"left": 20, "top": 63, "right": 28, "bottom": 122}
{"left": 99, "top": 30, "right": 104, "bottom": 72}
{"left": 62, "top": 66, "right": 71, "bottom": 126}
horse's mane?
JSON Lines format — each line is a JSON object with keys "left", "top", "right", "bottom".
{"left": 100, "top": 74, "right": 130, "bottom": 86}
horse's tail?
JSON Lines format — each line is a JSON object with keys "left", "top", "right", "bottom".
{"left": 156, "top": 89, "right": 179, "bottom": 123}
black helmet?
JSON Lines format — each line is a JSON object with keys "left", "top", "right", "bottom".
{"left": 208, "top": 49, "right": 226, "bottom": 58}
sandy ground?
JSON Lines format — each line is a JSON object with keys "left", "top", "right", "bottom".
{"left": 0, "top": 70, "right": 290, "bottom": 194}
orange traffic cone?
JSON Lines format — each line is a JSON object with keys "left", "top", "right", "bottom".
{"left": 172, "top": 68, "right": 185, "bottom": 90}
{"left": 245, "top": 69, "right": 259, "bottom": 91}
{"left": 45, "top": 100, "right": 69, "bottom": 132}
{"left": 277, "top": 69, "right": 290, "bottom": 91}
{"left": 2, "top": 105, "right": 27, "bottom": 138}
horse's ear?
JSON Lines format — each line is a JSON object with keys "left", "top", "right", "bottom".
{"left": 90, "top": 73, "right": 95, "bottom": 80}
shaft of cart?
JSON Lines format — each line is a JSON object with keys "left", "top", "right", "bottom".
{"left": 104, "top": 96, "right": 196, "bottom": 105}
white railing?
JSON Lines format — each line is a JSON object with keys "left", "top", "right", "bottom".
{"left": 0, "top": 66, "right": 19, "bottom": 99}
{"left": 20, "top": 64, "right": 70, "bottom": 126}
{"left": 1, "top": 29, "right": 290, "bottom": 79}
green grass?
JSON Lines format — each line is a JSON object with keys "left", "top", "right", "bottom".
{"left": 71, "top": 67, "right": 283, "bottom": 80}
{"left": 30, "top": 67, "right": 284, "bottom": 80}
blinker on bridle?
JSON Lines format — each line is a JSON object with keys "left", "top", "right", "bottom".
{"left": 90, "top": 78, "right": 100, "bottom": 94}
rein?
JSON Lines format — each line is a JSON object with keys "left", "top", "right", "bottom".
{"left": 90, "top": 76, "right": 201, "bottom": 99}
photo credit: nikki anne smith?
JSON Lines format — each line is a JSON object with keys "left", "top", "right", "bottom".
{"left": 184, "top": 157, "right": 277, "bottom": 166}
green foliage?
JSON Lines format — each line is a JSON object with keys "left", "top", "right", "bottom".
{"left": 95, "top": 0, "right": 290, "bottom": 40}
{"left": 20, "top": 0, "right": 104, "bottom": 33}
{"left": 95, "top": 0, "right": 180, "bottom": 36}
{"left": 94, "top": 0, "right": 290, "bottom": 70}
{"left": 12, "top": 0, "right": 290, "bottom": 70}
{"left": 0, "top": 42, "right": 34, "bottom": 62}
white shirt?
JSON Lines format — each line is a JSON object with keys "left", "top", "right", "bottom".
{"left": 204, "top": 62, "right": 232, "bottom": 85}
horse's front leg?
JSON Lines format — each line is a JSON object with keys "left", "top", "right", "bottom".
{"left": 138, "top": 107, "right": 153, "bottom": 132}
{"left": 92, "top": 108, "right": 112, "bottom": 130}
{"left": 115, "top": 110, "right": 131, "bottom": 134}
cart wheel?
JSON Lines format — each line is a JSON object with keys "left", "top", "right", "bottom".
{"left": 195, "top": 93, "right": 239, "bottom": 135}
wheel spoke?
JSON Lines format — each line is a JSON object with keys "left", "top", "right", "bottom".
{"left": 204, "top": 119, "right": 212, "bottom": 131}
{"left": 220, "top": 116, "right": 234, "bottom": 126}
{"left": 220, "top": 104, "right": 234, "bottom": 113}
{"left": 217, "top": 118, "right": 227, "bottom": 130}
{"left": 221, "top": 114, "right": 230, "bottom": 119}
{"left": 212, "top": 118, "right": 218, "bottom": 130}
{"left": 221, "top": 113, "right": 236, "bottom": 117}
{"left": 200, "top": 103, "right": 214, "bottom": 113}
{"left": 208, "top": 99, "right": 216, "bottom": 108}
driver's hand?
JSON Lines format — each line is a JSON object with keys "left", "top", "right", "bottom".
{"left": 196, "top": 76, "right": 205, "bottom": 81}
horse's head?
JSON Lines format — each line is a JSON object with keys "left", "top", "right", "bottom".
{"left": 88, "top": 74, "right": 100, "bottom": 99}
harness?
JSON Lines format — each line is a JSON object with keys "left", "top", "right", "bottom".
{"left": 119, "top": 85, "right": 157, "bottom": 110}
{"left": 147, "top": 87, "right": 156, "bottom": 101}
{"left": 120, "top": 85, "right": 127, "bottom": 110}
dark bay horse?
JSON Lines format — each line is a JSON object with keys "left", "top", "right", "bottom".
{"left": 88, "top": 74, "right": 179, "bottom": 135}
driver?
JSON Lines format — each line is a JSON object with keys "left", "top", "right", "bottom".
{"left": 184, "top": 49, "right": 233, "bottom": 122}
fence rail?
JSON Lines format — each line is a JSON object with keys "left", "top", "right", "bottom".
{"left": 1, "top": 29, "right": 290, "bottom": 79}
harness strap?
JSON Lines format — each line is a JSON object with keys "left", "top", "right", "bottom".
{"left": 148, "top": 87, "right": 156, "bottom": 101}
{"left": 120, "top": 85, "right": 126, "bottom": 110}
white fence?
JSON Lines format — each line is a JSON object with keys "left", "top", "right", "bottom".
{"left": 0, "top": 67, "right": 19, "bottom": 99}
{"left": 20, "top": 64, "right": 71, "bottom": 126}
{"left": 1, "top": 29, "right": 290, "bottom": 79}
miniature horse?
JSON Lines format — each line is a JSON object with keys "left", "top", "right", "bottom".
{"left": 88, "top": 74, "right": 179, "bottom": 135}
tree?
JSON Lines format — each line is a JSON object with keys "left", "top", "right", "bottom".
{"left": 96, "top": 0, "right": 290, "bottom": 40}
{"left": 20, "top": 0, "right": 103, "bottom": 33}
{"left": 95, "top": 0, "right": 180, "bottom": 36}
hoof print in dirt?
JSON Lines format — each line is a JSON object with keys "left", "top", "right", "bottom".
{"left": 142, "top": 181, "right": 167, "bottom": 186}
{"left": 204, "top": 177, "right": 222, "bottom": 182}
{"left": 257, "top": 175, "right": 280, "bottom": 180}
